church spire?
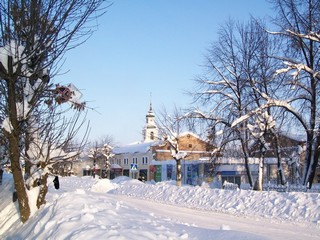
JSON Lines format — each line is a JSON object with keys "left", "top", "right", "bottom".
{"left": 144, "top": 96, "right": 158, "bottom": 142}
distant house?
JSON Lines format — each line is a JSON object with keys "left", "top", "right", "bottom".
{"left": 70, "top": 155, "right": 104, "bottom": 178}
{"left": 248, "top": 132, "right": 306, "bottom": 184}
{"left": 112, "top": 141, "right": 156, "bottom": 180}
{"left": 71, "top": 146, "right": 114, "bottom": 178}
{"left": 212, "top": 132, "right": 307, "bottom": 187}
{"left": 152, "top": 132, "right": 215, "bottom": 161}
{"left": 150, "top": 132, "right": 217, "bottom": 185}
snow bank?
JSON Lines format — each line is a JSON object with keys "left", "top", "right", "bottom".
{"left": 110, "top": 179, "right": 320, "bottom": 224}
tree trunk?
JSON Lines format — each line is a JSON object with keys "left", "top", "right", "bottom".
{"left": 253, "top": 143, "right": 265, "bottom": 191}
{"left": 36, "top": 173, "right": 48, "bottom": 208}
{"left": 306, "top": 131, "right": 320, "bottom": 188}
{"left": 10, "top": 142, "right": 30, "bottom": 223}
{"left": 277, "top": 162, "right": 285, "bottom": 185}
{"left": 176, "top": 158, "right": 182, "bottom": 187}
{"left": 303, "top": 133, "right": 314, "bottom": 186}
{"left": 240, "top": 139, "right": 253, "bottom": 187}
{"left": 24, "top": 130, "right": 32, "bottom": 180}
{"left": 270, "top": 129, "right": 286, "bottom": 185}
{"left": 257, "top": 156, "right": 264, "bottom": 191}
{"left": 308, "top": 150, "right": 319, "bottom": 189}
{"left": 6, "top": 69, "right": 31, "bottom": 223}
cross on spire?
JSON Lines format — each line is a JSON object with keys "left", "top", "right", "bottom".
{"left": 149, "top": 92, "right": 152, "bottom": 112}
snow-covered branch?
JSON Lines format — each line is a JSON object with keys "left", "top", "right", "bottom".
{"left": 267, "top": 29, "right": 320, "bottom": 42}
{"left": 275, "top": 61, "right": 320, "bottom": 80}
{"left": 286, "top": 30, "right": 320, "bottom": 42}
{"left": 231, "top": 97, "right": 308, "bottom": 132}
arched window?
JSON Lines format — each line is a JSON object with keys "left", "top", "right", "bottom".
{"left": 150, "top": 131, "right": 154, "bottom": 140}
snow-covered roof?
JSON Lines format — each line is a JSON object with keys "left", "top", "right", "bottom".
{"left": 281, "top": 131, "right": 306, "bottom": 143}
{"left": 112, "top": 131, "right": 207, "bottom": 155}
{"left": 179, "top": 131, "right": 199, "bottom": 138}
{"left": 112, "top": 141, "right": 157, "bottom": 154}
{"left": 178, "top": 131, "right": 209, "bottom": 143}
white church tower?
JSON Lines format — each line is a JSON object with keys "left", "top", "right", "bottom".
{"left": 143, "top": 102, "right": 158, "bottom": 142}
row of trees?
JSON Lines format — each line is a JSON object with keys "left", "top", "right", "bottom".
{"left": 185, "top": 0, "right": 320, "bottom": 189}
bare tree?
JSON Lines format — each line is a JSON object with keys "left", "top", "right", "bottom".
{"left": 237, "top": 18, "right": 289, "bottom": 186}
{"left": 156, "top": 107, "right": 188, "bottom": 187}
{"left": 262, "top": 0, "right": 320, "bottom": 188}
{"left": 247, "top": 111, "right": 277, "bottom": 190}
{"left": 26, "top": 108, "right": 89, "bottom": 208}
{"left": 222, "top": 0, "right": 320, "bottom": 188}
{"left": 88, "top": 142, "right": 101, "bottom": 178}
{"left": 190, "top": 16, "right": 296, "bottom": 189}
{"left": 0, "top": 0, "right": 109, "bottom": 222}
{"left": 87, "top": 135, "right": 114, "bottom": 178}
{"left": 191, "top": 19, "right": 258, "bottom": 187}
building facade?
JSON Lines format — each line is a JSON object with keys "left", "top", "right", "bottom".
{"left": 150, "top": 132, "right": 216, "bottom": 185}
{"left": 110, "top": 104, "right": 218, "bottom": 185}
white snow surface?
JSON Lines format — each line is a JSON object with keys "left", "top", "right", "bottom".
{"left": 113, "top": 141, "right": 155, "bottom": 154}
{"left": 0, "top": 40, "right": 26, "bottom": 73}
{"left": 0, "top": 117, "right": 13, "bottom": 133}
{"left": 1, "top": 173, "right": 320, "bottom": 240}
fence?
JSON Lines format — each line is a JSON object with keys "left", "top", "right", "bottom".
{"left": 263, "top": 182, "right": 320, "bottom": 193}
{"left": 221, "top": 180, "right": 320, "bottom": 193}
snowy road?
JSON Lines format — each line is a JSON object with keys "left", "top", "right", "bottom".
{"left": 115, "top": 194, "right": 320, "bottom": 240}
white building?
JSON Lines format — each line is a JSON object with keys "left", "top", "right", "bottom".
{"left": 110, "top": 103, "right": 159, "bottom": 180}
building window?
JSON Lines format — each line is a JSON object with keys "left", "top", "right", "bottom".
{"left": 150, "top": 131, "right": 154, "bottom": 140}
{"left": 142, "top": 157, "right": 148, "bottom": 165}
{"left": 124, "top": 158, "right": 128, "bottom": 165}
{"left": 189, "top": 144, "right": 192, "bottom": 148}
{"left": 133, "top": 157, "right": 138, "bottom": 164}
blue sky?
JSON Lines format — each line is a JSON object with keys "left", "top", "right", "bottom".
{"left": 56, "top": 0, "right": 273, "bottom": 145}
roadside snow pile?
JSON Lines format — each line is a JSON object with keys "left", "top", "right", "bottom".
{"left": 109, "top": 179, "right": 320, "bottom": 224}
{"left": 90, "top": 178, "right": 116, "bottom": 193}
